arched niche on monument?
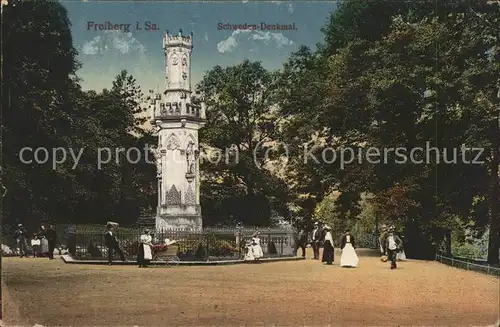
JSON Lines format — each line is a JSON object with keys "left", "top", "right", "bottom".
{"left": 183, "top": 133, "right": 196, "bottom": 149}
{"left": 166, "top": 133, "right": 181, "bottom": 151}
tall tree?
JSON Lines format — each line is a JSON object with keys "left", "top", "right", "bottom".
{"left": 197, "top": 60, "right": 287, "bottom": 226}
{"left": 2, "top": 0, "right": 81, "bottom": 229}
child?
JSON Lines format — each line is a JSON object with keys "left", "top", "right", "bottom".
{"left": 31, "top": 233, "right": 41, "bottom": 258}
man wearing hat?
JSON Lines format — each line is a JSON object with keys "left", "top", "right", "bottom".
{"left": 310, "top": 222, "right": 322, "bottom": 260}
{"left": 104, "top": 223, "right": 126, "bottom": 265}
{"left": 384, "top": 226, "right": 403, "bottom": 269}
{"left": 14, "top": 223, "right": 28, "bottom": 258}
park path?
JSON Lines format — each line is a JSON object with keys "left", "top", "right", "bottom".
{"left": 2, "top": 252, "right": 499, "bottom": 326}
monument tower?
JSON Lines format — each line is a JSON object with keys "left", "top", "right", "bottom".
{"left": 149, "top": 29, "right": 206, "bottom": 231}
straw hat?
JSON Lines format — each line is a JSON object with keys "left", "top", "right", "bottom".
{"left": 323, "top": 225, "right": 331, "bottom": 230}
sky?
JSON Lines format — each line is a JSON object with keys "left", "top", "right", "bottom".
{"left": 62, "top": 1, "right": 338, "bottom": 93}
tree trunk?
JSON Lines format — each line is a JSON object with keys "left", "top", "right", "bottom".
{"left": 487, "top": 109, "right": 500, "bottom": 265}
{"left": 445, "top": 229, "right": 452, "bottom": 256}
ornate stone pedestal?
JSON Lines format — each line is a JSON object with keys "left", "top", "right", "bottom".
{"left": 155, "top": 212, "right": 202, "bottom": 231}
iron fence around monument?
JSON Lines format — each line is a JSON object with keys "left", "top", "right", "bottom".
{"left": 72, "top": 227, "right": 297, "bottom": 261}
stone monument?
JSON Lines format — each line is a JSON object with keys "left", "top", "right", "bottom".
{"left": 149, "top": 29, "right": 206, "bottom": 231}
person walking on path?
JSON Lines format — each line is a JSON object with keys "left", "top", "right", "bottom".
{"left": 384, "top": 226, "right": 403, "bottom": 269}
{"left": 14, "top": 224, "right": 28, "bottom": 258}
{"left": 137, "top": 229, "right": 153, "bottom": 268}
{"left": 104, "top": 223, "right": 126, "bottom": 265}
{"left": 45, "top": 224, "right": 57, "bottom": 259}
{"left": 295, "top": 226, "right": 309, "bottom": 258}
{"left": 379, "top": 224, "right": 388, "bottom": 261}
{"left": 340, "top": 228, "right": 359, "bottom": 268}
{"left": 310, "top": 222, "right": 322, "bottom": 260}
{"left": 321, "top": 225, "right": 334, "bottom": 265}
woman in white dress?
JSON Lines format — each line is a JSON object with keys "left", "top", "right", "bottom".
{"left": 251, "top": 231, "right": 263, "bottom": 260}
{"left": 340, "top": 229, "right": 359, "bottom": 268}
{"left": 244, "top": 232, "right": 263, "bottom": 261}
{"left": 137, "top": 229, "right": 153, "bottom": 268}
{"left": 244, "top": 239, "right": 255, "bottom": 261}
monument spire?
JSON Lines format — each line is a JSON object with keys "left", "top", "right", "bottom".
{"left": 149, "top": 29, "right": 206, "bottom": 231}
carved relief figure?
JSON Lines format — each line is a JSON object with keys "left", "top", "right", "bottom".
{"left": 185, "top": 141, "right": 196, "bottom": 174}
{"left": 185, "top": 185, "right": 196, "bottom": 205}
{"left": 153, "top": 147, "right": 162, "bottom": 176}
{"left": 171, "top": 55, "right": 179, "bottom": 65}
{"left": 182, "top": 56, "right": 187, "bottom": 66}
{"left": 166, "top": 134, "right": 180, "bottom": 150}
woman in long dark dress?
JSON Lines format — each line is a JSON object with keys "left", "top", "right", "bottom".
{"left": 321, "top": 225, "right": 334, "bottom": 265}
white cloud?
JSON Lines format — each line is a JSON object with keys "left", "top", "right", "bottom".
{"left": 288, "top": 4, "right": 294, "bottom": 13}
{"left": 217, "top": 29, "right": 294, "bottom": 53}
{"left": 81, "top": 30, "right": 146, "bottom": 55}
{"left": 204, "top": 32, "right": 209, "bottom": 42}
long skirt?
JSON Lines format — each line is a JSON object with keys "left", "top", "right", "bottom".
{"left": 340, "top": 243, "right": 359, "bottom": 267}
{"left": 137, "top": 243, "right": 152, "bottom": 265}
{"left": 321, "top": 240, "right": 334, "bottom": 264}
{"left": 252, "top": 244, "right": 263, "bottom": 259}
{"left": 244, "top": 245, "right": 255, "bottom": 261}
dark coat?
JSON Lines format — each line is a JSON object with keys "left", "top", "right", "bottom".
{"left": 104, "top": 231, "right": 118, "bottom": 248}
{"left": 340, "top": 233, "right": 355, "bottom": 249}
{"left": 45, "top": 228, "right": 57, "bottom": 243}
{"left": 15, "top": 227, "right": 27, "bottom": 239}
{"left": 310, "top": 228, "right": 323, "bottom": 242}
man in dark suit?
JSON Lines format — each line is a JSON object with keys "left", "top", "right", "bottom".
{"left": 294, "top": 226, "right": 309, "bottom": 258}
{"left": 45, "top": 224, "right": 57, "bottom": 260}
{"left": 310, "top": 222, "right": 323, "bottom": 259}
{"left": 14, "top": 224, "right": 28, "bottom": 258}
{"left": 104, "top": 223, "right": 126, "bottom": 265}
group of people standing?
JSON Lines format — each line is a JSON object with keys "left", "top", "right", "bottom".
{"left": 297, "top": 222, "right": 360, "bottom": 268}
{"left": 14, "top": 223, "right": 57, "bottom": 259}
{"left": 296, "top": 221, "right": 406, "bottom": 269}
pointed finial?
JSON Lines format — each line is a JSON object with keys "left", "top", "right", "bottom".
{"left": 179, "top": 29, "right": 182, "bottom": 35}
{"left": 190, "top": 31, "right": 194, "bottom": 37}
